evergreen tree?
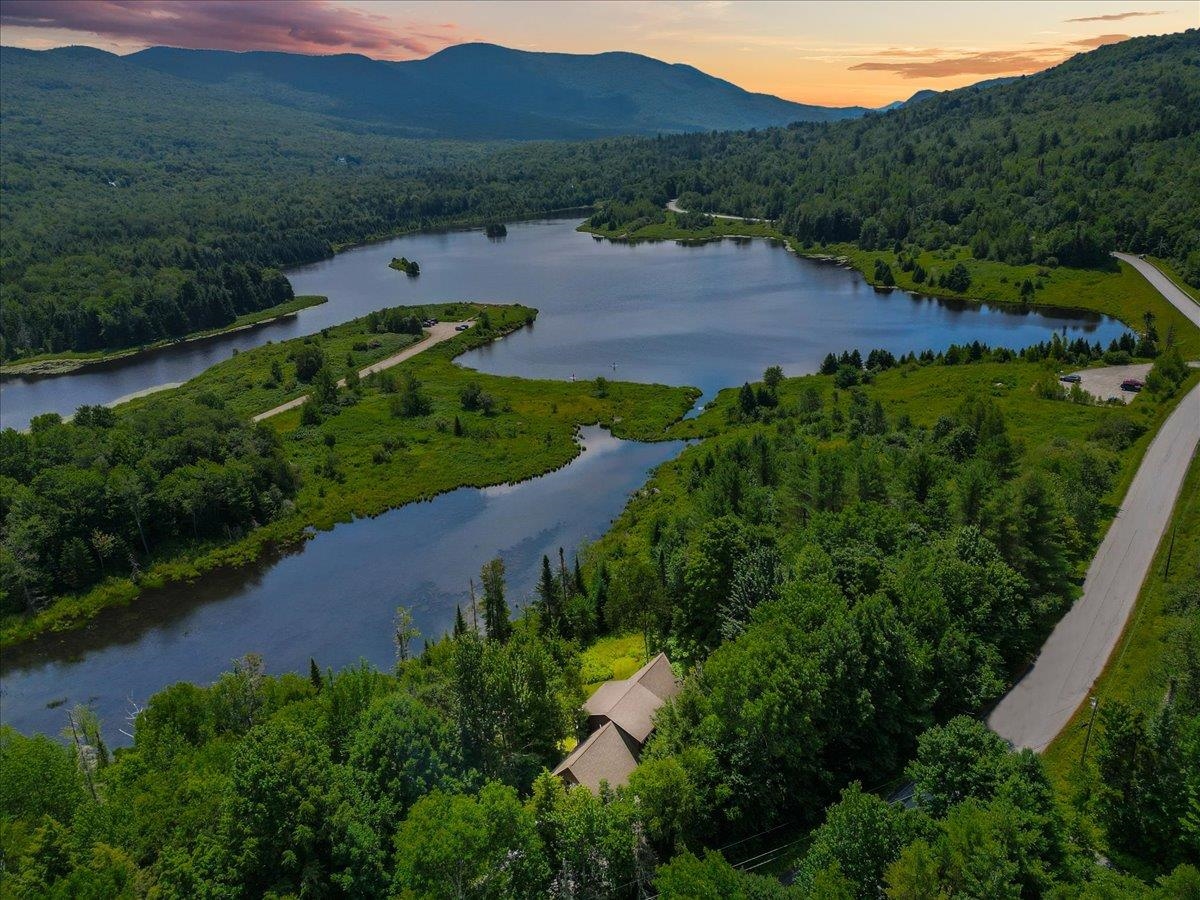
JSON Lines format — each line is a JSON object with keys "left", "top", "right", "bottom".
{"left": 480, "top": 558, "right": 511, "bottom": 643}
{"left": 309, "top": 658, "right": 322, "bottom": 693}
{"left": 536, "top": 554, "right": 559, "bottom": 634}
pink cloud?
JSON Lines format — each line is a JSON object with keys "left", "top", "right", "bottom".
{"left": 0, "top": 0, "right": 466, "bottom": 58}
{"left": 1065, "top": 9, "right": 1165, "bottom": 22}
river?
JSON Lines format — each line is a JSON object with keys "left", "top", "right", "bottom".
{"left": 0, "top": 426, "right": 681, "bottom": 738}
{"left": 1, "top": 217, "right": 1129, "bottom": 740}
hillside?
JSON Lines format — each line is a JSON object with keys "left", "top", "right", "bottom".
{"left": 2, "top": 32, "right": 1197, "bottom": 360}
{"left": 646, "top": 30, "right": 1200, "bottom": 282}
{"left": 125, "top": 42, "right": 869, "bottom": 139}
{"left": 0, "top": 45, "right": 660, "bottom": 359}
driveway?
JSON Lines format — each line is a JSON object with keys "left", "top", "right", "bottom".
{"left": 1065, "top": 363, "right": 1151, "bottom": 404}
{"left": 665, "top": 198, "right": 770, "bottom": 223}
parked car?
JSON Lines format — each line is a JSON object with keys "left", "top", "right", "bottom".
{"left": 455, "top": 323, "right": 470, "bottom": 332}
{"left": 1059, "top": 373, "right": 1082, "bottom": 384}
{"left": 1121, "top": 378, "right": 1144, "bottom": 392}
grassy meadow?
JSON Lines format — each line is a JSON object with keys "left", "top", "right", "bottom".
{"left": 121, "top": 301, "right": 485, "bottom": 418}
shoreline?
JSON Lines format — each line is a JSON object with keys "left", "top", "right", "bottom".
{"left": 0, "top": 208, "right": 593, "bottom": 379}
{"left": 0, "top": 310, "right": 698, "bottom": 649}
{"left": 581, "top": 222, "right": 1140, "bottom": 336}
{"left": 0, "top": 295, "right": 329, "bottom": 379}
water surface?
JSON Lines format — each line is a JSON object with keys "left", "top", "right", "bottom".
{"left": 0, "top": 427, "right": 681, "bottom": 739}
{"left": 1, "top": 218, "right": 1125, "bottom": 427}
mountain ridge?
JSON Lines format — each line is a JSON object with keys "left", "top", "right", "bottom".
{"left": 76, "top": 40, "right": 873, "bottom": 139}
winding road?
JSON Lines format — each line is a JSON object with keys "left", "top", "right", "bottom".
{"left": 988, "top": 257, "right": 1200, "bottom": 751}
{"left": 666, "top": 198, "right": 771, "bottom": 224}
{"left": 1113, "top": 252, "right": 1200, "bottom": 328}
{"left": 252, "top": 321, "right": 471, "bottom": 422}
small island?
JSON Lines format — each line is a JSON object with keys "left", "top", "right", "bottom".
{"left": 389, "top": 256, "right": 420, "bottom": 276}
{"left": 485, "top": 222, "right": 507, "bottom": 238}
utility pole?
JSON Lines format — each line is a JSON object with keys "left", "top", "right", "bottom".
{"left": 1080, "top": 696, "right": 1099, "bottom": 764}
{"left": 1162, "top": 524, "right": 1177, "bottom": 578}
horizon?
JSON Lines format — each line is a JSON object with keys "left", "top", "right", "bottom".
{"left": 2, "top": 0, "right": 1195, "bottom": 106}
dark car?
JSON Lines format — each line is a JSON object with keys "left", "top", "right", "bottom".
{"left": 1059, "top": 373, "right": 1082, "bottom": 384}
{"left": 455, "top": 323, "right": 470, "bottom": 332}
{"left": 1121, "top": 379, "right": 1144, "bottom": 392}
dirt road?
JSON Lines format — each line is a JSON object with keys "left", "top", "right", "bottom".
{"left": 252, "top": 321, "right": 471, "bottom": 423}
{"left": 987, "top": 378, "right": 1200, "bottom": 750}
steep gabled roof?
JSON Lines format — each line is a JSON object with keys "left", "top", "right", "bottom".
{"left": 582, "top": 653, "right": 680, "bottom": 744}
{"left": 552, "top": 720, "right": 641, "bottom": 791}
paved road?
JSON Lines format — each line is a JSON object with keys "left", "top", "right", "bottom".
{"left": 252, "top": 321, "right": 471, "bottom": 422}
{"left": 665, "top": 198, "right": 770, "bottom": 223}
{"left": 1113, "top": 252, "right": 1200, "bottom": 328}
{"left": 988, "top": 376, "right": 1200, "bottom": 750}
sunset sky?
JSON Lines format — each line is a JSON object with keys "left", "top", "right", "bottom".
{"left": 2, "top": 0, "right": 1196, "bottom": 106}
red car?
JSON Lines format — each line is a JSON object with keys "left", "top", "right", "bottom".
{"left": 1121, "top": 378, "right": 1144, "bottom": 392}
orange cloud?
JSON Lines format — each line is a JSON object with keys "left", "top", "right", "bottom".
{"left": 0, "top": 0, "right": 467, "bottom": 58}
{"left": 1070, "top": 33, "right": 1132, "bottom": 47}
{"left": 850, "top": 33, "right": 1133, "bottom": 79}
{"left": 850, "top": 49, "right": 1064, "bottom": 79}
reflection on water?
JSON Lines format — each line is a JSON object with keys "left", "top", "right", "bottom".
{"left": 0, "top": 219, "right": 1131, "bottom": 741}
{"left": 0, "top": 427, "right": 682, "bottom": 741}
{"left": 1, "top": 217, "right": 1124, "bottom": 428}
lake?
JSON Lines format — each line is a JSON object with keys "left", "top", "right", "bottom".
{"left": 1, "top": 216, "right": 1125, "bottom": 428}
{"left": 0, "top": 217, "right": 1129, "bottom": 740}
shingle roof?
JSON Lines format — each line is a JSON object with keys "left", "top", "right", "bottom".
{"left": 552, "top": 720, "right": 642, "bottom": 791}
{"left": 557, "top": 653, "right": 680, "bottom": 791}
{"left": 584, "top": 653, "right": 679, "bottom": 722}
{"left": 584, "top": 654, "right": 681, "bottom": 745}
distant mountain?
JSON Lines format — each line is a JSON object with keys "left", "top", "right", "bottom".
{"left": 875, "top": 78, "right": 1019, "bottom": 113}
{"left": 122, "top": 42, "right": 870, "bottom": 139}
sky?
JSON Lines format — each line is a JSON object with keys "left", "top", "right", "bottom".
{"left": 1, "top": 1, "right": 1196, "bottom": 106}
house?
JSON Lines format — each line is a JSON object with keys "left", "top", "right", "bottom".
{"left": 553, "top": 652, "right": 679, "bottom": 791}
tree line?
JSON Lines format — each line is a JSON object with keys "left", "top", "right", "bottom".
{"left": 0, "top": 402, "right": 294, "bottom": 613}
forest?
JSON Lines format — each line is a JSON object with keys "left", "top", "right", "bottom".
{"left": 0, "top": 403, "right": 294, "bottom": 614}
{"left": 609, "top": 31, "right": 1200, "bottom": 281}
{"left": 2, "top": 27, "right": 1199, "bottom": 898}
{"left": 3, "top": 31, "right": 1198, "bottom": 358}
{"left": 2, "top": 341, "right": 1196, "bottom": 896}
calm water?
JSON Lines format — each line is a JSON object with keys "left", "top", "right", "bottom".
{"left": 1, "top": 218, "right": 1130, "bottom": 740}
{"left": 1, "top": 217, "right": 1124, "bottom": 428}
{"left": 0, "top": 427, "right": 682, "bottom": 739}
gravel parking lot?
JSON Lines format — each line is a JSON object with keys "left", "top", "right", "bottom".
{"left": 1064, "top": 362, "right": 1151, "bottom": 404}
